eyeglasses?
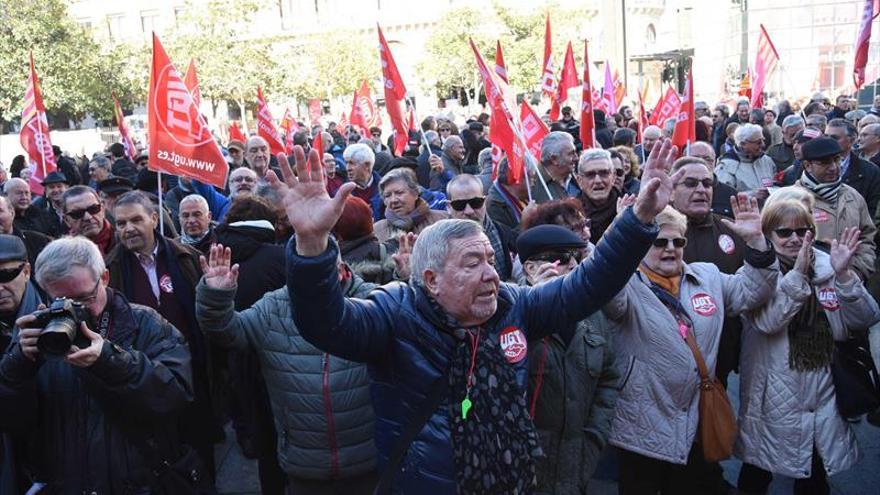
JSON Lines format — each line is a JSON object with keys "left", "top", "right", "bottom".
{"left": 371, "top": 132, "right": 381, "bottom": 137}
{"left": 678, "top": 178, "right": 714, "bottom": 189}
{"left": 579, "top": 169, "right": 613, "bottom": 180}
{"left": 66, "top": 203, "right": 102, "bottom": 220}
{"left": 613, "top": 169, "right": 625, "bottom": 177}
{"left": 528, "top": 250, "right": 583, "bottom": 265}
{"left": 652, "top": 237, "right": 687, "bottom": 248}
{"left": 449, "top": 197, "right": 486, "bottom": 211}
{"left": 774, "top": 227, "right": 813, "bottom": 238}
{"left": 439, "top": 127, "right": 452, "bottom": 133}
{"left": 70, "top": 278, "right": 102, "bottom": 305}
{"left": 0, "top": 263, "right": 26, "bottom": 283}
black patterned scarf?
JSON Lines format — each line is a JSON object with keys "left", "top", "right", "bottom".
{"left": 778, "top": 254, "right": 833, "bottom": 371}
{"left": 427, "top": 296, "right": 539, "bottom": 494}
{"left": 800, "top": 169, "right": 843, "bottom": 205}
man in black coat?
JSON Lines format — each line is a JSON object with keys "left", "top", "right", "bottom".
{"left": 3, "top": 178, "right": 57, "bottom": 237}
{"left": 108, "top": 142, "right": 138, "bottom": 182}
{"left": 51, "top": 146, "right": 82, "bottom": 185}
{"left": 0, "top": 196, "right": 50, "bottom": 269}
{"left": 593, "top": 109, "right": 613, "bottom": 149}
{"left": 826, "top": 118, "right": 880, "bottom": 216}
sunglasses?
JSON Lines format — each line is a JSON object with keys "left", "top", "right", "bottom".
{"left": 66, "top": 203, "right": 102, "bottom": 220}
{"left": 580, "top": 169, "right": 616, "bottom": 180}
{"left": 0, "top": 263, "right": 26, "bottom": 283}
{"left": 439, "top": 128, "right": 452, "bottom": 132}
{"left": 774, "top": 227, "right": 813, "bottom": 238}
{"left": 652, "top": 237, "right": 687, "bottom": 248}
{"left": 679, "top": 178, "right": 714, "bottom": 189}
{"left": 529, "top": 250, "right": 583, "bottom": 265}
{"left": 449, "top": 197, "right": 486, "bottom": 211}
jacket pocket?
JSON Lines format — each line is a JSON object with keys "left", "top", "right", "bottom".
{"left": 585, "top": 333, "right": 606, "bottom": 379}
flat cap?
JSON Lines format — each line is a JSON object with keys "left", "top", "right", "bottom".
{"left": 97, "top": 176, "right": 134, "bottom": 195}
{"left": 227, "top": 140, "right": 245, "bottom": 152}
{"left": 0, "top": 234, "right": 28, "bottom": 263}
{"left": 801, "top": 137, "right": 842, "bottom": 161}
{"left": 516, "top": 224, "right": 586, "bottom": 263}
{"left": 41, "top": 171, "right": 68, "bottom": 185}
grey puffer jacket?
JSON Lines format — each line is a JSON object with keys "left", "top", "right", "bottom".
{"left": 603, "top": 258, "right": 777, "bottom": 464}
{"left": 195, "top": 275, "right": 377, "bottom": 480}
{"left": 736, "top": 250, "right": 880, "bottom": 479}
{"left": 715, "top": 147, "right": 777, "bottom": 193}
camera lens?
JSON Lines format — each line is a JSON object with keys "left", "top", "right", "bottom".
{"left": 37, "top": 316, "right": 78, "bottom": 357}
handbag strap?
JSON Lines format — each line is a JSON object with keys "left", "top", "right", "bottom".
{"left": 684, "top": 329, "right": 711, "bottom": 382}
{"left": 374, "top": 375, "right": 448, "bottom": 494}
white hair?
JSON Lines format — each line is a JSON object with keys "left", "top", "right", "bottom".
{"left": 342, "top": 143, "right": 375, "bottom": 166}
{"left": 578, "top": 148, "right": 612, "bottom": 173}
{"left": 410, "top": 219, "right": 484, "bottom": 287}
{"left": 781, "top": 115, "right": 805, "bottom": 131}
{"left": 35, "top": 237, "right": 105, "bottom": 287}
{"left": 734, "top": 123, "right": 763, "bottom": 146}
{"left": 179, "top": 194, "right": 209, "bottom": 212}
{"left": 3, "top": 178, "right": 28, "bottom": 194}
{"left": 540, "top": 131, "right": 574, "bottom": 163}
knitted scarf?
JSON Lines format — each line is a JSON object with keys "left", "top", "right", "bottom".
{"left": 800, "top": 169, "right": 843, "bottom": 205}
{"left": 778, "top": 254, "right": 833, "bottom": 371}
{"left": 639, "top": 263, "right": 682, "bottom": 297}
{"left": 426, "top": 296, "right": 539, "bottom": 494}
{"left": 384, "top": 198, "right": 431, "bottom": 231}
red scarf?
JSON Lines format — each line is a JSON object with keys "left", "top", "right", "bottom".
{"left": 93, "top": 220, "right": 115, "bottom": 255}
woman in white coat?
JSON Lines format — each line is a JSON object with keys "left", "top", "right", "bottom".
{"left": 736, "top": 199, "right": 880, "bottom": 495}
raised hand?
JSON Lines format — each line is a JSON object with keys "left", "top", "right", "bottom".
{"left": 281, "top": 145, "right": 356, "bottom": 256}
{"left": 200, "top": 244, "right": 239, "bottom": 290}
{"left": 391, "top": 232, "right": 417, "bottom": 280}
{"left": 830, "top": 226, "right": 860, "bottom": 283}
{"left": 428, "top": 154, "right": 443, "bottom": 173}
{"left": 720, "top": 193, "right": 767, "bottom": 250}
{"left": 633, "top": 139, "right": 684, "bottom": 224}
{"left": 616, "top": 193, "right": 636, "bottom": 213}
{"left": 793, "top": 229, "right": 814, "bottom": 275}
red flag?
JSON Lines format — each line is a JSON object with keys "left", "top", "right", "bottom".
{"left": 378, "top": 25, "right": 409, "bottom": 156}
{"left": 602, "top": 61, "right": 617, "bottom": 115}
{"left": 854, "top": 0, "right": 880, "bottom": 89}
{"left": 279, "top": 108, "right": 298, "bottom": 155}
{"left": 255, "top": 86, "right": 286, "bottom": 155}
{"left": 612, "top": 70, "right": 626, "bottom": 108}
{"left": 494, "top": 40, "right": 508, "bottom": 84}
{"left": 147, "top": 34, "right": 228, "bottom": 188}
{"left": 19, "top": 53, "right": 57, "bottom": 195}
{"left": 592, "top": 86, "right": 607, "bottom": 112}
{"left": 648, "top": 86, "right": 681, "bottom": 126}
{"left": 350, "top": 79, "right": 382, "bottom": 132}
{"left": 540, "top": 14, "right": 558, "bottom": 99}
{"left": 580, "top": 41, "right": 597, "bottom": 149}
{"left": 183, "top": 59, "right": 202, "bottom": 109}
{"left": 520, "top": 100, "right": 550, "bottom": 160}
{"left": 551, "top": 42, "right": 579, "bottom": 120}
{"left": 470, "top": 38, "right": 527, "bottom": 184}
{"left": 308, "top": 98, "right": 322, "bottom": 126}
{"left": 113, "top": 93, "right": 137, "bottom": 162}
{"left": 228, "top": 121, "right": 246, "bottom": 143}
{"left": 637, "top": 91, "right": 649, "bottom": 143}
{"left": 312, "top": 131, "right": 324, "bottom": 156}
{"left": 750, "top": 25, "right": 780, "bottom": 108}
{"left": 671, "top": 69, "right": 695, "bottom": 150}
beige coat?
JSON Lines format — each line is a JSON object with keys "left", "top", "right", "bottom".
{"left": 373, "top": 209, "right": 448, "bottom": 243}
{"left": 794, "top": 181, "right": 877, "bottom": 280}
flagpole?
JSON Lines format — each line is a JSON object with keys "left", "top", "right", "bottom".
{"left": 404, "top": 95, "right": 431, "bottom": 151}
{"left": 157, "top": 171, "right": 165, "bottom": 237}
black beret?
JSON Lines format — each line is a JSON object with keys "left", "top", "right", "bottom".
{"left": 516, "top": 225, "right": 587, "bottom": 263}
{"left": 97, "top": 176, "right": 134, "bottom": 195}
{"left": 41, "top": 171, "right": 68, "bottom": 186}
{"left": 0, "top": 234, "right": 28, "bottom": 263}
{"left": 801, "top": 137, "right": 842, "bottom": 161}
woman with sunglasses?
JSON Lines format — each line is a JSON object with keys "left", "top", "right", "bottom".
{"left": 735, "top": 200, "right": 880, "bottom": 495}
{"left": 603, "top": 196, "right": 779, "bottom": 494}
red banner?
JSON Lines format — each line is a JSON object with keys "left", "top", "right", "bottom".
{"left": 113, "top": 93, "right": 137, "bottom": 161}
{"left": 147, "top": 34, "right": 228, "bottom": 188}
{"left": 551, "top": 41, "right": 579, "bottom": 120}
{"left": 540, "top": 14, "right": 557, "bottom": 99}
{"left": 184, "top": 59, "right": 202, "bottom": 109}
{"left": 490, "top": 40, "right": 510, "bottom": 177}
{"left": 613, "top": 69, "right": 626, "bottom": 109}
{"left": 637, "top": 90, "right": 649, "bottom": 143}
{"left": 494, "top": 40, "right": 508, "bottom": 84}
{"left": 520, "top": 100, "right": 550, "bottom": 160}
{"left": 20, "top": 53, "right": 57, "bottom": 195}
{"left": 308, "top": 98, "right": 322, "bottom": 126}
{"left": 750, "top": 24, "right": 779, "bottom": 108}
{"left": 580, "top": 41, "right": 597, "bottom": 149}
{"left": 671, "top": 70, "right": 695, "bottom": 151}
{"left": 378, "top": 24, "right": 410, "bottom": 156}
{"left": 350, "top": 79, "right": 382, "bottom": 132}
{"left": 228, "top": 121, "right": 246, "bottom": 143}
{"left": 255, "top": 86, "right": 285, "bottom": 155}
{"left": 854, "top": 0, "right": 880, "bottom": 89}
{"left": 649, "top": 86, "right": 681, "bottom": 126}
{"left": 279, "top": 108, "right": 298, "bottom": 155}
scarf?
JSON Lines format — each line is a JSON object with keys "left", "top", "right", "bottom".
{"left": 800, "top": 169, "right": 843, "bottom": 205}
{"left": 777, "top": 254, "right": 833, "bottom": 371}
{"left": 425, "top": 295, "right": 539, "bottom": 494}
{"left": 493, "top": 182, "right": 525, "bottom": 223}
{"left": 579, "top": 189, "right": 620, "bottom": 245}
{"left": 180, "top": 229, "right": 210, "bottom": 246}
{"left": 384, "top": 198, "right": 431, "bottom": 231}
{"left": 93, "top": 220, "right": 115, "bottom": 255}
{"left": 639, "top": 263, "right": 682, "bottom": 297}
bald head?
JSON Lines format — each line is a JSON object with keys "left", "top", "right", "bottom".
{"left": 3, "top": 178, "right": 31, "bottom": 212}
{"left": 642, "top": 125, "right": 662, "bottom": 154}
{"left": 687, "top": 141, "right": 717, "bottom": 172}
{"left": 246, "top": 136, "right": 270, "bottom": 176}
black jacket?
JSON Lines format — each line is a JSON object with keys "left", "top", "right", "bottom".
{"left": 712, "top": 176, "right": 738, "bottom": 218}
{"left": 0, "top": 289, "right": 193, "bottom": 493}
{"left": 13, "top": 204, "right": 58, "bottom": 238}
{"left": 111, "top": 158, "right": 138, "bottom": 182}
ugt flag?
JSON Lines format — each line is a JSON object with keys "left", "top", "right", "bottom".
{"left": 20, "top": 53, "right": 57, "bottom": 194}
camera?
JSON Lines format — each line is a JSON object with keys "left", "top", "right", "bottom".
{"left": 34, "top": 298, "right": 93, "bottom": 357}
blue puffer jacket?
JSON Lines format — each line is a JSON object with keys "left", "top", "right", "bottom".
{"left": 286, "top": 208, "right": 658, "bottom": 494}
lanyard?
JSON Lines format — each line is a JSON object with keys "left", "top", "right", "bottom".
{"left": 460, "top": 327, "right": 481, "bottom": 420}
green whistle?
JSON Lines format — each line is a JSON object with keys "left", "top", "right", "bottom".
{"left": 461, "top": 396, "right": 472, "bottom": 420}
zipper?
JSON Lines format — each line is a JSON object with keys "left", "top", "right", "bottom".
{"left": 322, "top": 353, "right": 340, "bottom": 478}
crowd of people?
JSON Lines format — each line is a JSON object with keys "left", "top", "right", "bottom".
{"left": 0, "top": 90, "right": 879, "bottom": 495}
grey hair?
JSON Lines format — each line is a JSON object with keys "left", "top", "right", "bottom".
{"left": 35, "top": 236, "right": 105, "bottom": 287}
{"left": 61, "top": 185, "right": 99, "bottom": 212}
{"left": 442, "top": 135, "right": 463, "bottom": 152}
{"left": 734, "top": 123, "right": 763, "bottom": 146}
{"left": 89, "top": 155, "right": 111, "bottom": 169}
{"left": 477, "top": 147, "right": 493, "bottom": 173}
{"left": 424, "top": 130, "right": 440, "bottom": 147}
{"left": 643, "top": 125, "right": 662, "bottom": 139}
{"left": 578, "top": 148, "right": 612, "bottom": 173}
{"left": 410, "top": 219, "right": 484, "bottom": 287}
{"left": 805, "top": 114, "right": 827, "bottom": 127}
{"left": 781, "top": 115, "right": 805, "bottom": 130}
{"left": 245, "top": 135, "right": 269, "bottom": 150}
{"left": 827, "top": 118, "right": 857, "bottom": 139}
{"left": 114, "top": 190, "right": 157, "bottom": 215}
{"left": 379, "top": 168, "right": 419, "bottom": 194}
{"left": 540, "top": 131, "right": 574, "bottom": 163}
{"left": 179, "top": 194, "right": 209, "bottom": 212}
{"left": 342, "top": 143, "right": 375, "bottom": 166}
{"left": 3, "top": 178, "right": 28, "bottom": 194}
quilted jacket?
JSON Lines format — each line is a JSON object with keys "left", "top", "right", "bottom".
{"left": 195, "top": 276, "right": 378, "bottom": 480}
{"left": 715, "top": 148, "right": 777, "bottom": 193}
{"left": 736, "top": 250, "right": 880, "bottom": 479}
{"left": 286, "top": 207, "right": 659, "bottom": 494}
{"left": 603, "top": 257, "right": 777, "bottom": 464}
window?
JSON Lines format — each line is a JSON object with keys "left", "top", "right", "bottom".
{"left": 141, "top": 10, "right": 158, "bottom": 34}
{"left": 106, "top": 14, "right": 124, "bottom": 40}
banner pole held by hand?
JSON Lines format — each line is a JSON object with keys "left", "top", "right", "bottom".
{"left": 157, "top": 171, "right": 165, "bottom": 237}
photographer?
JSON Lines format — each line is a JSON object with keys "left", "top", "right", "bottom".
{"left": 0, "top": 237, "right": 198, "bottom": 493}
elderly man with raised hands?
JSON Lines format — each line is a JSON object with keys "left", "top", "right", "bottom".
{"left": 277, "top": 139, "right": 682, "bottom": 494}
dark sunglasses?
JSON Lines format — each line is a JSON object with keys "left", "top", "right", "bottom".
{"left": 66, "top": 203, "right": 102, "bottom": 220}
{"left": 613, "top": 169, "right": 625, "bottom": 177}
{"left": 652, "top": 237, "right": 687, "bottom": 248}
{"left": 774, "top": 227, "right": 813, "bottom": 238}
{"left": 529, "top": 250, "right": 583, "bottom": 265}
{"left": 679, "top": 178, "right": 714, "bottom": 189}
{"left": 439, "top": 127, "right": 452, "bottom": 132}
{"left": 0, "top": 263, "right": 26, "bottom": 283}
{"left": 449, "top": 197, "right": 486, "bottom": 211}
